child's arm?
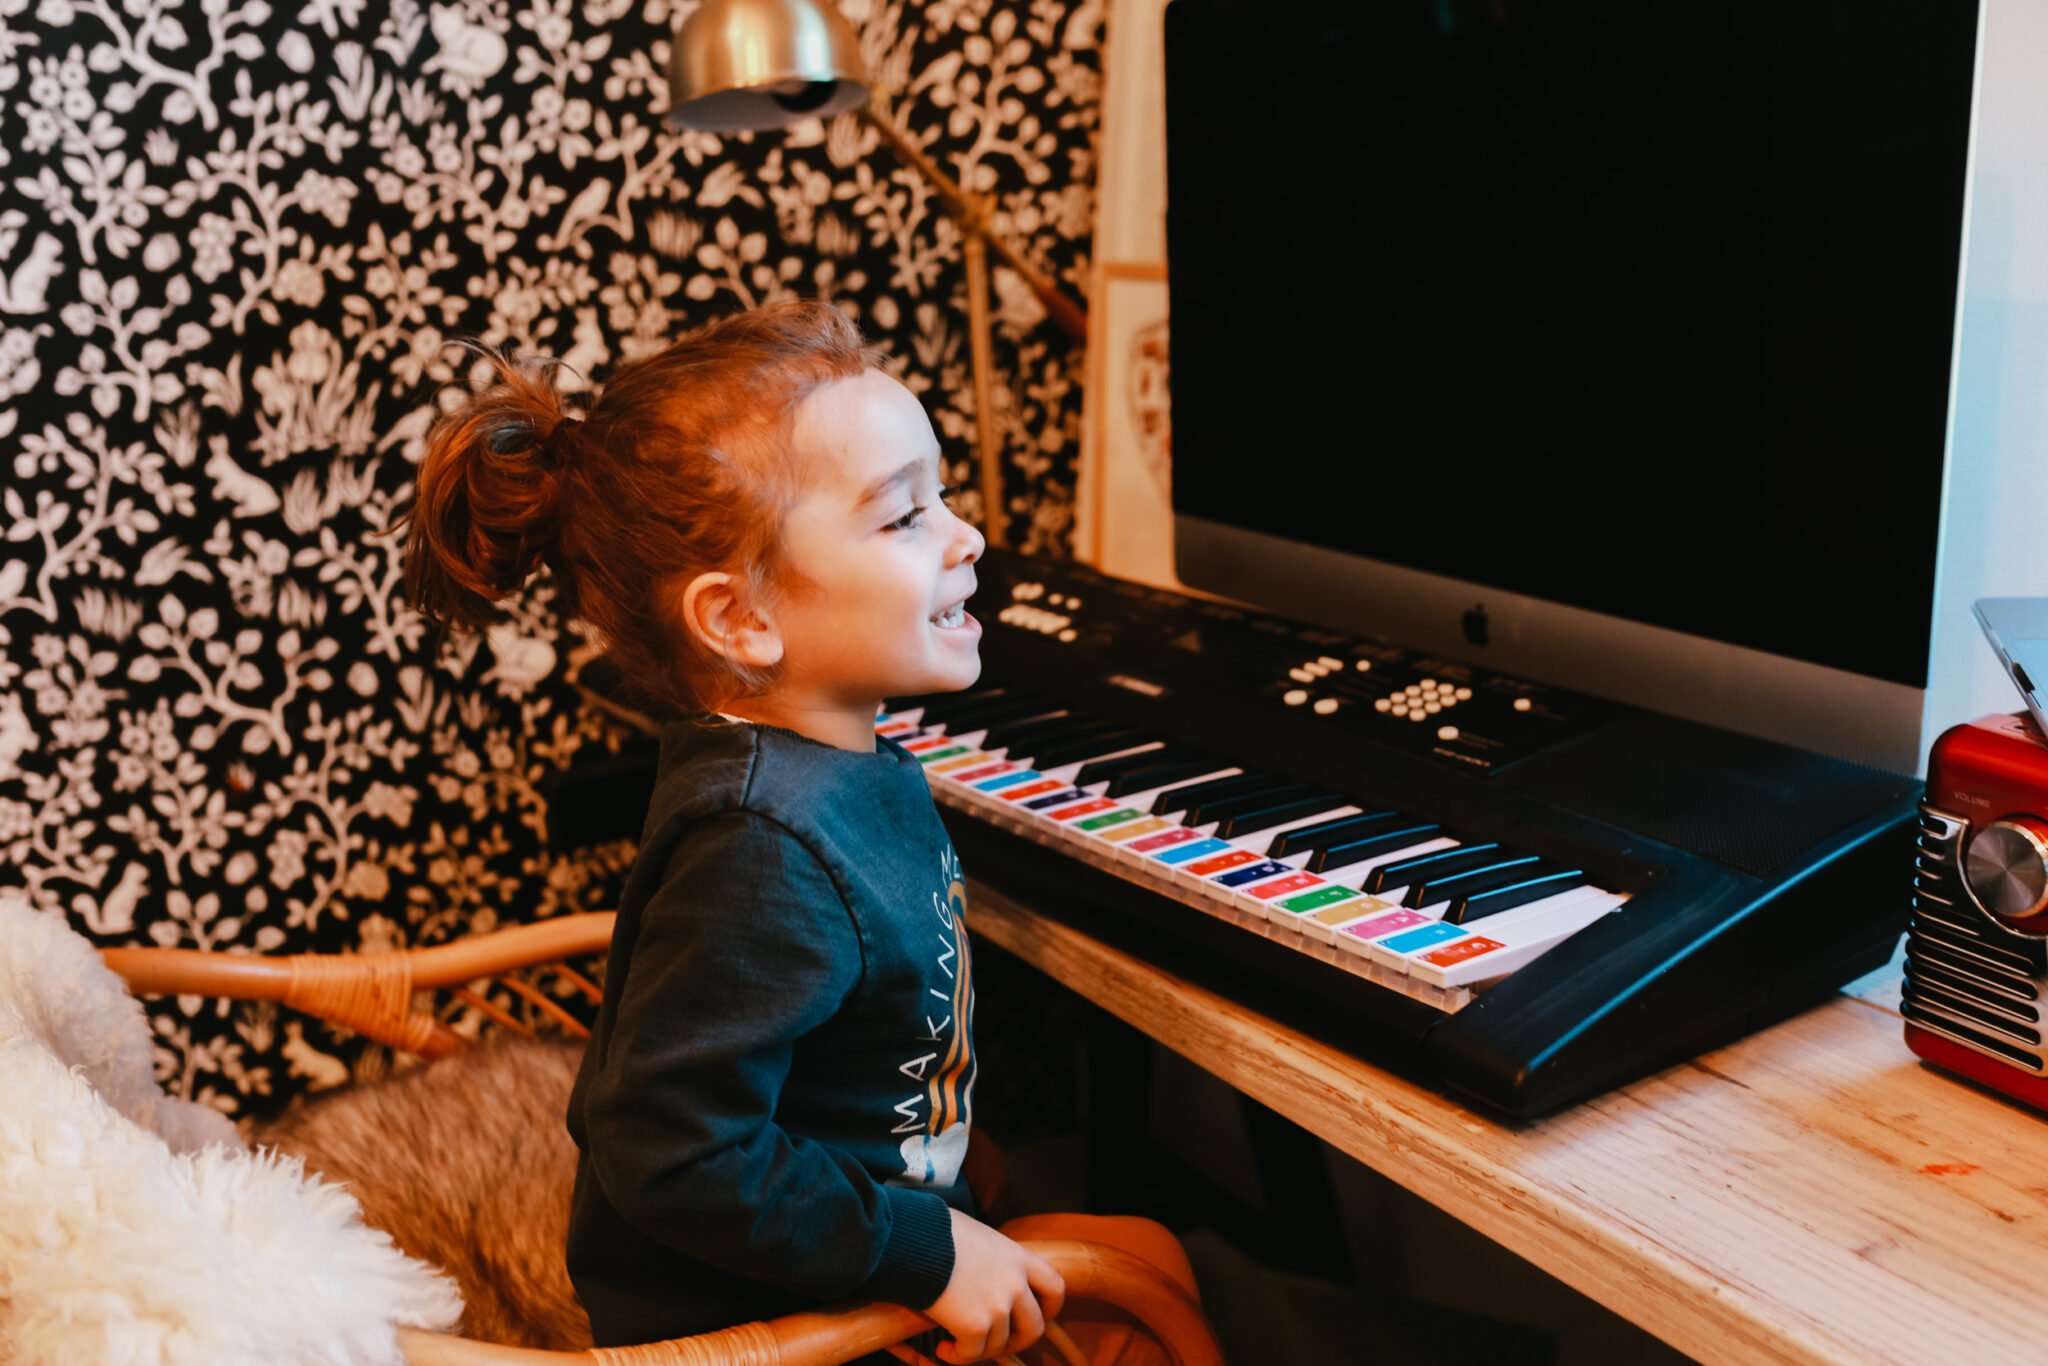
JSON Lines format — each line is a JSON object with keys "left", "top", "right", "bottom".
{"left": 577, "top": 811, "right": 955, "bottom": 1310}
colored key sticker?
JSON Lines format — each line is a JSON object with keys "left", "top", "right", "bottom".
{"left": 1021, "top": 787, "right": 1090, "bottom": 810}
{"left": 1050, "top": 798, "right": 1118, "bottom": 821}
{"left": 929, "top": 752, "right": 992, "bottom": 774}
{"left": 1128, "top": 827, "right": 1201, "bottom": 853}
{"left": 1102, "top": 817, "right": 1174, "bottom": 844}
{"left": 1376, "top": 922, "right": 1467, "bottom": 955}
{"left": 1213, "top": 860, "right": 1291, "bottom": 886}
{"left": 976, "top": 771, "right": 1041, "bottom": 791}
{"left": 1277, "top": 885, "right": 1363, "bottom": 915}
{"left": 1154, "top": 837, "right": 1234, "bottom": 865}
{"left": 917, "top": 745, "right": 971, "bottom": 765}
{"left": 1249, "top": 872, "right": 1325, "bottom": 900}
{"left": 950, "top": 762, "right": 1016, "bottom": 784}
{"left": 1184, "top": 849, "right": 1261, "bottom": 878}
{"left": 1342, "top": 909, "right": 1429, "bottom": 942}
{"left": 1310, "top": 895, "right": 1393, "bottom": 929}
{"left": 904, "top": 736, "right": 954, "bottom": 753}
{"left": 1417, "top": 936, "right": 1506, "bottom": 967}
{"left": 999, "top": 779, "right": 1068, "bottom": 802}
{"left": 1076, "top": 809, "right": 1145, "bottom": 832}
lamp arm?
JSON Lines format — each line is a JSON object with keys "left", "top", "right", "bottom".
{"left": 859, "top": 106, "right": 1089, "bottom": 342}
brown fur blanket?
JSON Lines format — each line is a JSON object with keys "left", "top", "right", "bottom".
{"left": 256, "top": 1034, "right": 592, "bottom": 1350}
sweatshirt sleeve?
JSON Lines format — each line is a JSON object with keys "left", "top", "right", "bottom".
{"left": 576, "top": 810, "right": 956, "bottom": 1306}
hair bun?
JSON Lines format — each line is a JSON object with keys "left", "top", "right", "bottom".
{"left": 400, "top": 348, "right": 577, "bottom": 635}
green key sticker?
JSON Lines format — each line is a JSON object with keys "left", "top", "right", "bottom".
{"left": 1076, "top": 808, "right": 1145, "bottom": 831}
{"left": 1278, "top": 885, "right": 1364, "bottom": 915}
{"left": 916, "top": 746, "right": 970, "bottom": 765}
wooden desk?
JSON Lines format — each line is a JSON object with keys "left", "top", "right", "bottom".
{"left": 966, "top": 880, "right": 2048, "bottom": 1366}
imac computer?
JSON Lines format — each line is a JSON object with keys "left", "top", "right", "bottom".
{"left": 1164, "top": 0, "right": 1984, "bottom": 775}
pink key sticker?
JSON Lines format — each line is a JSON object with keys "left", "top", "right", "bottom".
{"left": 1050, "top": 798, "right": 1118, "bottom": 821}
{"left": 1342, "top": 909, "right": 1428, "bottom": 941}
{"left": 1127, "top": 826, "right": 1201, "bottom": 852}
{"left": 1417, "top": 936, "right": 1507, "bottom": 967}
{"left": 1186, "top": 849, "right": 1261, "bottom": 878}
{"left": 1249, "top": 872, "right": 1324, "bottom": 900}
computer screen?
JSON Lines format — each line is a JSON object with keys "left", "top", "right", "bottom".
{"left": 1164, "top": 0, "right": 1983, "bottom": 772}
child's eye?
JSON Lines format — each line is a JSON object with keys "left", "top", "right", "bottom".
{"left": 884, "top": 504, "right": 925, "bottom": 532}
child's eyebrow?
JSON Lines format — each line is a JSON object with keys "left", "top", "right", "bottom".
{"left": 856, "top": 456, "right": 929, "bottom": 509}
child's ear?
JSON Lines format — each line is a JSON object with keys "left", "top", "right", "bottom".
{"left": 678, "top": 571, "right": 785, "bottom": 670}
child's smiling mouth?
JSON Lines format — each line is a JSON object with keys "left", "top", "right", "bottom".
{"left": 929, "top": 602, "right": 972, "bottom": 629}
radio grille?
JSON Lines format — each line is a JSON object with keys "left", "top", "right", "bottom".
{"left": 1902, "top": 807, "right": 2048, "bottom": 1074}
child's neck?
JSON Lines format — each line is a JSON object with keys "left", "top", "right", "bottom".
{"left": 718, "top": 695, "right": 879, "bottom": 753}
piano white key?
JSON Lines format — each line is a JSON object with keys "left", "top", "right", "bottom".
{"left": 1368, "top": 885, "right": 1615, "bottom": 972}
{"left": 1312, "top": 836, "right": 1462, "bottom": 891}
{"left": 1406, "top": 891, "right": 1630, "bottom": 989}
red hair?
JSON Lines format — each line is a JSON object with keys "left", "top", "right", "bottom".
{"left": 400, "top": 299, "right": 877, "bottom": 714}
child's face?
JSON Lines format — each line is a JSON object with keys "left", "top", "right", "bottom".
{"left": 772, "top": 368, "right": 986, "bottom": 719}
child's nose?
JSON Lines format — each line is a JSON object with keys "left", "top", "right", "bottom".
{"left": 952, "top": 507, "right": 985, "bottom": 564}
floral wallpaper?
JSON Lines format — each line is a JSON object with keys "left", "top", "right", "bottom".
{"left": 1, "top": 0, "right": 1101, "bottom": 1119}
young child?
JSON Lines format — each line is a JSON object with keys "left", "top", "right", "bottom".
{"left": 398, "top": 300, "right": 1064, "bottom": 1361}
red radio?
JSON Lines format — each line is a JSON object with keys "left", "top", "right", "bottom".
{"left": 1908, "top": 710, "right": 2048, "bottom": 1113}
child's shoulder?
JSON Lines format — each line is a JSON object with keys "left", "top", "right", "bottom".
{"left": 644, "top": 713, "right": 931, "bottom": 846}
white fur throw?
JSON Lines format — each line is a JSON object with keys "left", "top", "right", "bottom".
{"left": 0, "top": 892, "right": 465, "bottom": 1364}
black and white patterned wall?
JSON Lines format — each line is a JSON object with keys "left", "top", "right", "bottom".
{"left": 1, "top": 0, "right": 1101, "bottom": 1118}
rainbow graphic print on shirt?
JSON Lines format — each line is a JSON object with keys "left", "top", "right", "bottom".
{"left": 891, "top": 843, "right": 975, "bottom": 1188}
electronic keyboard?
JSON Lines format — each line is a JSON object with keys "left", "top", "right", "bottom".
{"left": 885, "top": 549, "right": 1920, "bottom": 1118}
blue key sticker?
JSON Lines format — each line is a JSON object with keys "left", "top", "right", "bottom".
{"left": 1154, "top": 837, "right": 1234, "bottom": 865}
{"left": 1378, "top": 922, "right": 1468, "bottom": 955}
{"left": 1021, "top": 787, "right": 1089, "bottom": 810}
{"left": 1215, "top": 860, "right": 1291, "bottom": 886}
{"left": 975, "top": 771, "right": 1040, "bottom": 791}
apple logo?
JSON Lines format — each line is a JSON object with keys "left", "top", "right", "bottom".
{"left": 1462, "top": 603, "right": 1490, "bottom": 647}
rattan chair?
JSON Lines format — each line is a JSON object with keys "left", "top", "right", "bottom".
{"left": 102, "top": 914, "right": 1223, "bottom": 1366}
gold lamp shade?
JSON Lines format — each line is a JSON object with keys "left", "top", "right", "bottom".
{"left": 665, "top": 0, "right": 871, "bottom": 131}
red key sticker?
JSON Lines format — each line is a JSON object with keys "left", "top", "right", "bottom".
{"left": 1417, "top": 936, "right": 1506, "bottom": 966}
{"left": 1185, "top": 849, "right": 1261, "bottom": 877}
{"left": 1050, "top": 798, "right": 1118, "bottom": 821}
{"left": 1000, "top": 780, "right": 1066, "bottom": 803}
{"left": 903, "top": 736, "right": 953, "bottom": 753}
{"left": 951, "top": 762, "right": 1017, "bottom": 783}
{"left": 1250, "top": 872, "right": 1323, "bottom": 900}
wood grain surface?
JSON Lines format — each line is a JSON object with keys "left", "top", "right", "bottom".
{"left": 964, "top": 879, "right": 2048, "bottom": 1366}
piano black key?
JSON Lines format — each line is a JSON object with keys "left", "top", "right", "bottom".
{"left": 888, "top": 685, "right": 1007, "bottom": 722}
{"left": 980, "top": 712, "right": 1113, "bottom": 754}
{"left": 1403, "top": 854, "right": 1546, "bottom": 910}
{"left": 1307, "top": 823, "right": 1446, "bottom": 873}
{"left": 1215, "top": 793, "right": 1355, "bottom": 839}
{"left": 1364, "top": 842, "right": 1506, "bottom": 897}
{"left": 1075, "top": 743, "right": 1206, "bottom": 787}
{"left": 1265, "top": 809, "right": 1408, "bottom": 859}
{"left": 1026, "top": 727, "right": 1157, "bottom": 770}
{"left": 1104, "top": 758, "right": 1235, "bottom": 799}
{"left": 1186, "top": 780, "right": 1326, "bottom": 825}
{"left": 1149, "top": 771, "right": 1289, "bottom": 817}
{"left": 1444, "top": 869, "right": 1590, "bottom": 925}
{"left": 930, "top": 692, "right": 1070, "bottom": 733}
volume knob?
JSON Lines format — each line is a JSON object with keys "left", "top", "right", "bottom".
{"left": 1963, "top": 818, "right": 2048, "bottom": 922}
